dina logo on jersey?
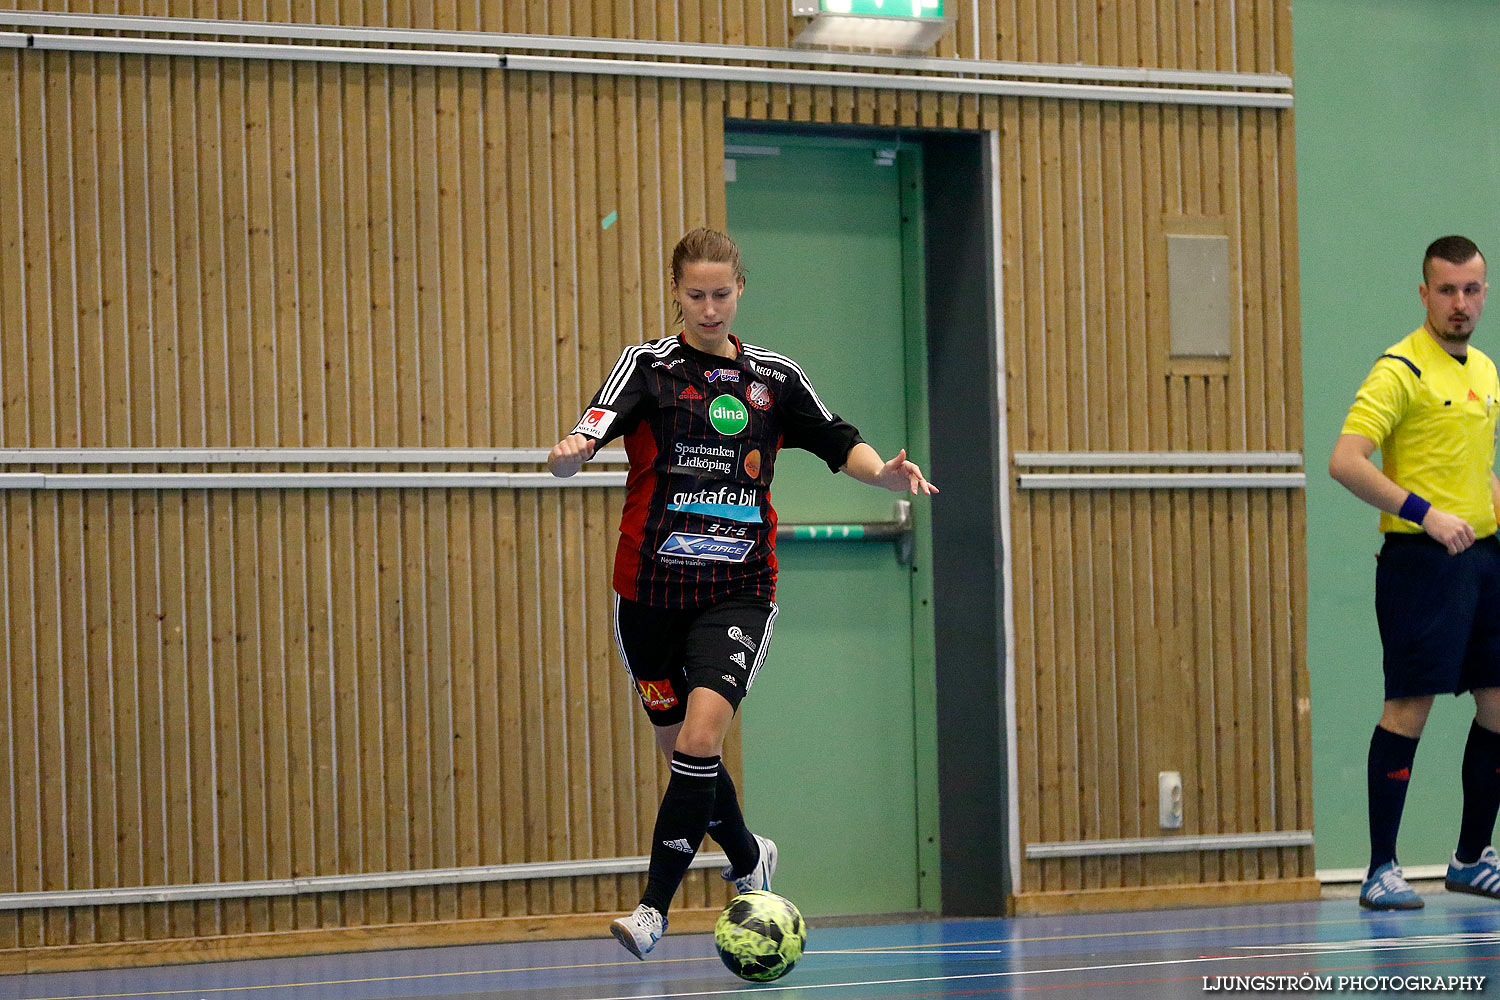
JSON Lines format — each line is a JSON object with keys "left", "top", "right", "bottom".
{"left": 709, "top": 395, "right": 749, "bottom": 435}
{"left": 656, "top": 533, "right": 756, "bottom": 563}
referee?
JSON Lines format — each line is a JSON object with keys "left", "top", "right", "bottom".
{"left": 1330, "top": 235, "right": 1500, "bottom": 909}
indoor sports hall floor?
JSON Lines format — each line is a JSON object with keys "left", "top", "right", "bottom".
{"left": 5, "top": 891, "right": 1500, "bottom": 999}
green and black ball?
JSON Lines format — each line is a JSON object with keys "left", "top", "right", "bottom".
{"left": 713, "top": 890, "right": 807, "bottom": 983}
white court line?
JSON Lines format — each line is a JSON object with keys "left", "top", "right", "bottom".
{"left": 571, "top": 938, "right": 1500, "bottom": 1000}
{"left": 1234, "top": 932, "right": 1500, "bottom": 953}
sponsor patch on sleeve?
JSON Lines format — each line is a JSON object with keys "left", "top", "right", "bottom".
{"left": 572, "top": 406, "right": 617, "bottom": 439}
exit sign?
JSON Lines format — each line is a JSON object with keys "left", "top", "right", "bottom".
{"left": 793, "top": 0, "right": 944, "bottom": 17}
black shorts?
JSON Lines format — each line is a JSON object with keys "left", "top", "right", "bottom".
{"left": 1376, "top": 532, "right": 1500, "bottom": 699}
{"left": 612, "top": 593, "right": 779, "bottom": 726}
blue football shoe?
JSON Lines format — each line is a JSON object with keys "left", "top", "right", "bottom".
{"left": 1360, "top": 860, "right": 1423, "bottom": 910}
{"left": 1446, "top": 846, "right": 1500, "bottom": 899}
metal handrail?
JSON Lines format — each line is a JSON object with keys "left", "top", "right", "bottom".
{"left": 1014, "top": 450, "right": 1303, "bottom": 468}
{"left": 0, "top": 446, "right": 628, "bottom": 465}
{"left": 778, "top": 500, "right": 914, "bottom": 564}
{"left": 1018, "top": 472, "right": 1305, "bottom": 490}
{"left": 0, "top": 11, "right": 1293, "bottom": 92}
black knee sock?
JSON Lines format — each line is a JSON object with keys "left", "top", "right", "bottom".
{"left": 1457, "top": 720, "right": 1500, "bottom": 864}
{"left": 706, "top": 766, "right": 759, "bottom": 877}
{"left": 641, "top": 751, "right": 719, "bottom": 916}
{"left": 1368, "top": 725, "right": 1419, "bottom": 874}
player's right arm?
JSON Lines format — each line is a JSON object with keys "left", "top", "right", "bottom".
{"left": 1329, "top": 432, "right": 1475, "bottom": 555}
{"left": 548, "top": 341, "right": 660, "bottom": 478}
{"left": 548, "top": 433, "right": 596, "bottom": 478}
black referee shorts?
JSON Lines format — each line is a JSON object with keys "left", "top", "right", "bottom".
{"left": 1376, "top": 532, "right": 1500, "bottom": 699}
{"left": 612, "top": 593, "right": 779, "bottom": 726}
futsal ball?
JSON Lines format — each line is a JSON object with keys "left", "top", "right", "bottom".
{"left": 713, "top": 890, "right": 807, "bottom": 983}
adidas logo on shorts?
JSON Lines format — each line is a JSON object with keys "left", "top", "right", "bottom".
{"left": 662, "top": 838, "right": 694, "bottom": 854}
{"left": 730, "top": 651, "right": 747, "bottom": 669}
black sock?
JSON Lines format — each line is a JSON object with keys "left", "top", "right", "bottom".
{"left": 641, "top": 751, "right": 719, "bottom": 916}
{"left": 706, "top": 767, "right": 759, "bottom": 877}
{"left": 1457, "top": 720, "right": 1500, "bottom": 864}
{"left": 1368, "top": 725, "right": 1419, "bottom": 875}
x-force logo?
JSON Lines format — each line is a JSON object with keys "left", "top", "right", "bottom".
{"left": 656, "top": 532, "right": 755, "bottom": 563}
{"left": 637, "top": 678, "right": 679, "bottom": 710}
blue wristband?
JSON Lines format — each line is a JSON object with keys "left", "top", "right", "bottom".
{"left": 1399, "top": 492, "right": 1431, "bottom": 526}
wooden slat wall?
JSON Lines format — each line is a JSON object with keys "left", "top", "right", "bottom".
{"left": 0, "top": 0, "right": 1303, "bottom": 964}
{"left": 1001, "top": 0, "right": 1310, "bottom": 902}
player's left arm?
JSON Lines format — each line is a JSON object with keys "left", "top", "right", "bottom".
{"left": 840, "top": 443, "right": 938, "bottom": 495}
{"left": 1490, "top": 469, "right": 1500, "bottom": 526}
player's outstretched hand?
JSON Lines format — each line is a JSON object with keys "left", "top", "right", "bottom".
{"left": 548, "top": 433, "right": 596, "bottom": 478}
{"left": 1423, "top": 506, "right": 1476, "bottom": 555}
{"left": 877, "top": 448, "right": 938, "bottom": 496}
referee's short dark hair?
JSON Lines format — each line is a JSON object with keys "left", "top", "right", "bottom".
{"left": 1424, "top": 235, "right": 1485, "bottom": 282}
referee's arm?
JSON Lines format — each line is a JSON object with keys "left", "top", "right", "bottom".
{"left": 1329, "top": 432, "right": 1476, "bottom": 555}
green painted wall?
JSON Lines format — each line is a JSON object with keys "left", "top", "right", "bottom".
{"left": 1297, "top": 0, "right": 1500, "bottom": 871}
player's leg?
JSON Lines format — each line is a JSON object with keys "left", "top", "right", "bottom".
{"left": 632, "top": 592, "right": 778, "bottom": 918}
{"left": 609, "top": 594, "right": 695, "bottom": 957}
{"left": 1447, "top": 537, "right": 1500, "bottom": 898}
{"left": 1365, "top": 694, "right": 1430, "bottom": 908}
{"left": 1447, "top": 687, "right": 1500, "bottom": 897}
{"left": 684, "top": 597, "right": 779, "bottom": 892}
{"left": 634, "top": 686, "right": 735, "bottom": 927}
{"left": 1364, "top": 534, "right": 1472, "bottom": 909}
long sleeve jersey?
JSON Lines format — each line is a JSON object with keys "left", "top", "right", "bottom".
{"left": 570, "top": 334, "right": 863, "bottom": 608}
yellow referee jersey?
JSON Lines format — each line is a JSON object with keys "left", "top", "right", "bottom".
{"left": 1342, "top": 327, "right": 1500, "bottom": 535}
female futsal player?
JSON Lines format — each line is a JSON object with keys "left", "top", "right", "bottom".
{"left": 548, "top": 227, "right": 936, "bottom": 958}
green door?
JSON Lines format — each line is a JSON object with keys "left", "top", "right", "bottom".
{"left": 725, "top": 132, "right": 937, "bottom": 916}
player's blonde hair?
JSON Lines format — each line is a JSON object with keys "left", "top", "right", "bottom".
{"left": 671, "top": 227, "right": 746, "bottom": 286}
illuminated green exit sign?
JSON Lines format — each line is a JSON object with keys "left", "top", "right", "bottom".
{"left": 795, "top": 0, "right": 944, "bottom": 17}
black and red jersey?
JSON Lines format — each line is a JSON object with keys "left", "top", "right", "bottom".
{"left": 570, "top": 334, "right": 862, "bottom": 608}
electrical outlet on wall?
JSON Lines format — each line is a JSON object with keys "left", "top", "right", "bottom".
{"left": 1158, "top": 771, "right": 1183, "bottom": 829}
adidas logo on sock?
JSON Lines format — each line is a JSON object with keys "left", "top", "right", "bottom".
{"left": 662, "top": 838, "right": 694, "bottom": 854}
